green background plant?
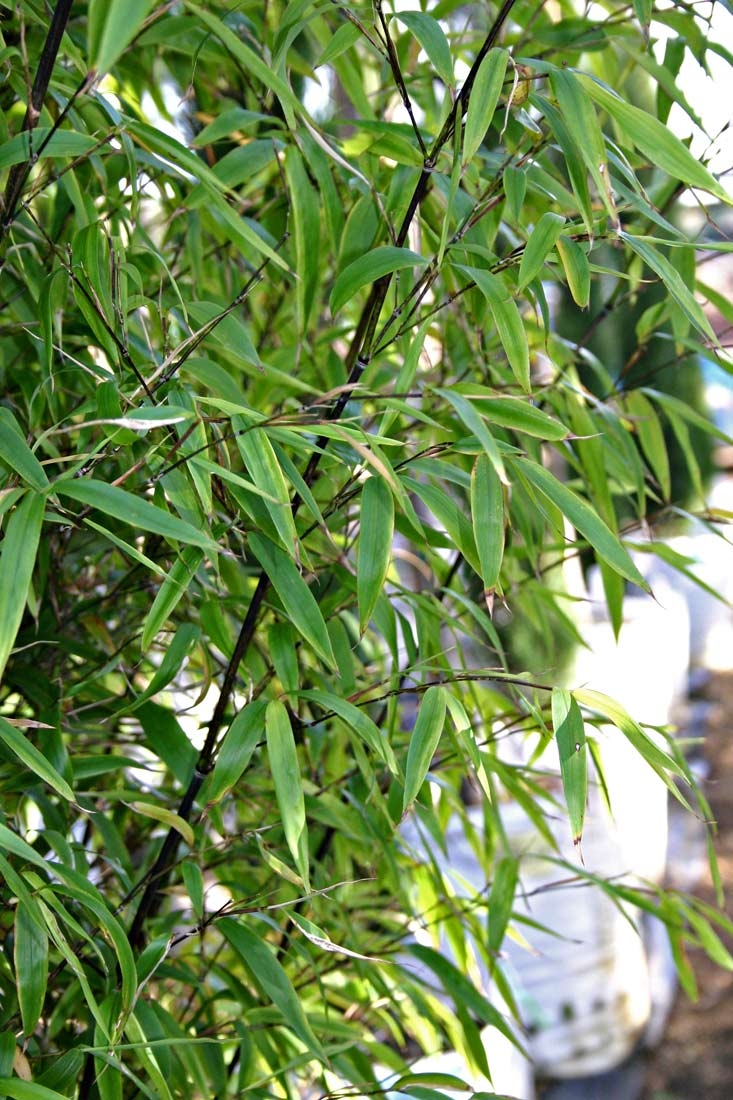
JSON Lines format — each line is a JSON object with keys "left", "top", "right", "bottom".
{"left": 1, "top": 1, "right": 732, "bottom": 1096}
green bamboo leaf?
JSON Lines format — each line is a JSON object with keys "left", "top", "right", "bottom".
{"left": 463, "top": 49, "right": 508, "bottom": 164}
{"left": 403, "top": 686, "right": 447, "bottom": 813}
{"left": 266, "top": 699, "right": 310, "bottom": 888}
{"left": 517, "top": 212, "right": 566, "bottom": 290}
{"left": 395, "top": 12, "right": 454, "bottom": 87}
{"left": 142, "top": 547, "right": 204, "bottom": 651}
{"left": 551, "top": 688, "right": 587, "bottom": 845}
{"left": 470, "top": 454, "right": 505, "bottom": 611}
{"left": 220, "top": 917, "right": 324, "bottom": 1058}
{"left": 186, "top": 302, "right": 262, "bottom": 368}
{"left": 620, "top": 233, "right": 717, "bottom": 342}
{"left": 55, "top": 478, "right": 216, "bottom": 551}
{"left": 138, "top": 703, "right": 197, "bottom": 787}
{"left": 513, "top": 457, "right": 649, "bottom": 588}
{"left": 299, "top": 689, "right": 399, "bottom": 773}
{"left": 207, "top": 698, "right": 267, "bottom": 805}
{"left": 574, "top": 687, "right": 686, "bottom": 795}
{"left": 0, "top": 490, "right": 44, "bottom": 685}
{"left": 185, "top": 3, "right": 304, "bottom": 125}
{"left": 0, "top": 408, "right": 49, "bottom": 491}
{"left": 580, "top": 74, "right": 731, "bottom": 204}
{"left": 407, "top": 944, "right": 521, "bottom": 1048}
{"left": 556, "top": 235, "right": 591, "bottom": 308}
{"left": 358, "top": 476, "right": 394, "bottom": 634}
{"left": 0, "top": 1080, "right": 75, "bottom": 1100}
{"left": 88, "top": 0, "right": 156, "bottom": 73}
{"left": 330, "top": 246, "right": 427, "bottom": 315}
{"left": 235, "top": 422, "right": 298, "bottom": 555}
{"left": 0, "top": 129, "right": 98, "bottom": 171}
{"left": 625, "top": 390, "right": 671, "bottom": 500}
{"left": 404, "top": 478, "right": 481, "bottom": 576}
{"left": 14, "top": 901, "right": 49, "bottom": 1037}
{"left": 285, "top": 147, "right": 320, "bottom": 333}
{"left": 463, "top": 394, "right": 568, "bottom": 440}
{"left": 438, "top": 389, "right": 507, "bottom": 484}
{"left": 455, "top": 265, "right": 530, "bottom": 392}
{"left": 487, "top": 856, "right": 518, "bottom": 954}
{"left": 248, "top": 532, "right": 336, "bottom": 668}
{"left": 549, "top": 70, "right": 614, "bottom": 220}
{"left": 0, "top": 717, "right": 74, "bottom": 801}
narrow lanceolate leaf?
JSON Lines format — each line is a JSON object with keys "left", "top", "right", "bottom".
{"left": 14, "top": 901, "right": 49, "bottom": 1037}
{"left": 220, "top": 917, "right": 324, "bottom": 1058}
{"left": 285, "top": 147, "right": 320, "bottom": 333}
{"left": 0, "top": 409, "right": 49, "bottom": 490}
{"left": 471, "top": 455, "right": 505, "bottom": 613}
{"left": 488, "top": 856, "right": 519, "bottom": 954}
{"left": 330, "top": 246, "right": 427, "bottom": 315}
{"left": 624, "top": 390, "right": 671, "bottom": 500}
{"left": 517, "top": 212, "right": 566, "bottom": 290}
{"left": 551, "top": 688, "right": 587, "bottom": 845}
{"left": 438, "top": 389, "right": 507, "bottom": 484}
{"left": 358, "top": 476, "right": 394, "bottom": 634}
{"left": 463, "top": 48, "right": 508, "bottom": 164}
{"left": 455, "top": 265, "right": 530, "bottom": 392}
{"left": 56, "top": 479, "right": 215, "bottom": 550}
{"left": 207, "top": 698, "right": 268, "bottom": 805}
{"left": 142, "top": 547, "right": 204, "bottom": 651}
{"left": 0, "top": 717, "right": 74, "bottom": 802}
{"left": 249, "top": 532, "right": 336, "bottom": 669}
{"left": 0, "top": 491, "right": 44, "bottom": 685}
{"left": 580, "top": 74, "right": 731, "bottom": 205}
{"left": 556, "top": 235, "right": 591, "bottom": 308}
{"left": 299, "top": 689, "right": 399, "bottom": 773}
{"left": 235, "top": 423, "right": 298, "bottom": 555}
{"left": 513, "top": 457, "right": 649, "bottom": 589}
{"left": 403, "top": 686, "right": 447, "bottom": 813}
{"left": 549, "top": 70, "right": 615, "bottom": 222}
{"left": 266, "top": 700, "right": 310, "bottom": 889}
{"left": 620, "top": 233, "right": 717, "bottom": 343}
{"left": 128, "top": 802, "right": 195, "bottom": 847}
{"left": 88, "top": 0, "right": 156, "bottom": 73}
{"left": 396, "top": 11, "right": 454, "bottom": 86}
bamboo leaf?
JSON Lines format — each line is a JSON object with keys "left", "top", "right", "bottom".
{"left": 142, "top": 547, "right": 204, "bottom": 651}
{"left": 0, "top": 716, "right": 74, "bottom": 802}
{"left": 14, "top": 901, "right": 49, "bottom": 1037}
{"left": 470, "top": 454, "right": 505, "bottom": 611}
{"left": 330, "top": 246, "right": 427, "bottom": 315}
{"left": 358, "top": 475, "right": 394, "bottom": 634}
{"left": 248, "top": 532, "right": 336, "bottom": 668}
{"left": 128, "top": 802, "right": 195, "bottom": 847}
{"left": 551, "top": 688, "right": 587, "bottom": 845}
{"left": 580, "top": 74, "right": 731, "bottom": 204}
{"left": 0, "top": 409, "right": 49, "bottom": 491}
{"left": 299, "top": 689, "right": 399, "bottom": 773}
{"left": 438, "top": 389, "right": 507, "bottom": 484}
{"left": 487, "top": 856, "right": 518, "bottom": 954}
{"left": 556, "top": 234, "right": 591, "bottom": 308}
{"left": 0, "top": 491, "right": 44, "bottom": 685}
{"left": 395, "top": 11, "right": 454, "bottom": 87}
{"left": 455, "top": 265, "right": 530, "bottom": 392}
{"left": 56, "top": 479, "right": 216, "bottom": 551}
{"left": 220, "top": 917, "right": 324, "bottom": 1058}
{"left": 235, "top": 422, "right": 298, "bottom": 555}
{"left": 88, "top": 0, "right": 157, "bottom": 73}
{"left": 513, "top": 457, "right": 649, "bottom": 588}
{"left": 620, "top": 232, "right": 717, "bottom": 342}
{"left": 463, "top": 49, "right": 508, "bottom": 164}
{"left": 207, "top": 699, "right": 267, "bottom": 805}
{"left": 403, "top": 686, "right": 447, "bottom": 813}
{"left": 517, "top": 212, "right": 566, "bottom": 290}
{"left": 266, "top": 699, "right": 310, "bottom": 888}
